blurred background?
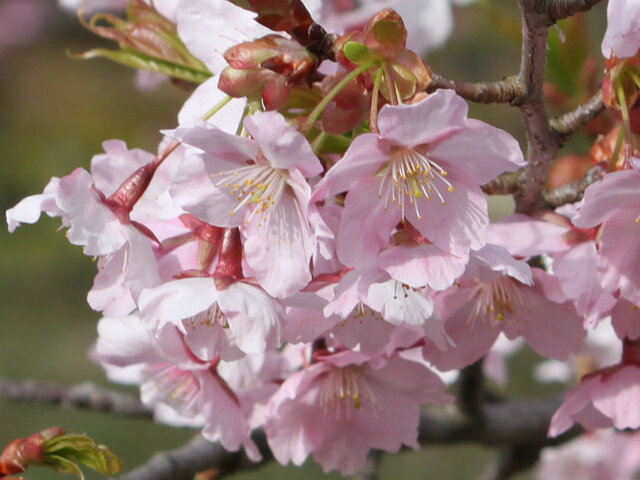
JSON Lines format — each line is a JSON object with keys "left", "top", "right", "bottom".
{"left": 0, "top": 1, "right": 606, "bottom": 479}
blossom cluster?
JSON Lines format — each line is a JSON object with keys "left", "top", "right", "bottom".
{"left": 7, "top": 0, "right": 640, "bottom": 475}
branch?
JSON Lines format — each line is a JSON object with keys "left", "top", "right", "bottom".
{"left": 550, "top": 90, "right": 605, "bottom": 140}
{"left": 540, "top": 0, "right": 605, "bottom": 24}
{"left": 112, "top": 392, "right": 578, "bottom": 480}
{"left": 514, "top": 0, "right": 560, "bottom": 214}
{"left": 427, "top": 74, "right": 523, "bottom": 105}
{"left": 457, "top": 360, "right": 485, "bottom": 420}
{"left": 0, "top": 376, "right": 152, "bottom": 419}
{"left": 356, "top": 450, "right": 384, "bottom": 480}
{"left": 481, "top": 171, "right": 523, "bottom": 196}
{"left": 477, "top": 444, "right": 543, "bottom": 480}
{"left": 541, "top": 164, "right": 606, "bottom": 207}
{"left": 113, "top": 432, "right": 272, "bottom": 480}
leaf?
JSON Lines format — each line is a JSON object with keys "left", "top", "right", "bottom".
{"left": 46, "top": 455, "right": 84, "bottom": 480}
{"left": 69, "top": 48, "right": 212, "bottom": 84}
{"left": 44, "top": 434, "right": 123, "bottom": 477}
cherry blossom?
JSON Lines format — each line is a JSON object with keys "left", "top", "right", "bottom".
{"left": 549, "top": 338, "right": 640, "bottom": 436}
{"left": 264, "top": 348, "right": 452, "bottom": 475}
{"left": 168, "top": 111, "right": 322, "bottom": 297}
{"left": 601, "top": 0, "right": 640, "bottom": 59}
{"left": 313, "top": 89, "right": 525, "bottom": 263}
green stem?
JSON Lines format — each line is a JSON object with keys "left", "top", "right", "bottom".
{"left": 370, "top": 68, "right": 382, "bottom": 133}
{"left": 616, "top": 79, "right": 634, "bottom": 167}
{"left": 383, "top": 63, "right": 399, "bottom": 105}
{"left": 609, "top": 125, "right": 625, "bottom": 172}
{"left": 311, "top": 132, "right": 328, "bottom": 154}
{"left": 302, "top": 62, "right": 377, "bottom": 132}
{"left": 201, "top": 95, "right": 232, "bottom": 121}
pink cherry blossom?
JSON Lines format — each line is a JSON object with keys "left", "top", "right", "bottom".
{"left": 423, "top": 246, "right": 586, "bottom": 371}
{"left": 537, "top": 429, "right": 640, "bottom": 480}
{"left": 572, "top": 168, "right": 640, "bottom": 306}
{"left": 138, "top": 277, "right": 285, "bottom": 360}
{"left": 313, "top": 89, "right": 525, "bottom": 263}
{"left": 264, "top": 349, "right": 452, "bottom": 475}
{"left": 94, "top": 316, "right": 275, "bottom": 460}
{"left": 168, "top": 111, "right": 322, "bottom": 297}
{"left": 7, "top": 141, "right": 164, "bottom": 315}
{"left": 601, "top": 0, "right": 640, "bottom": 59}
{"left": 549, "top": 338, "right": 640, "bottom": 437}
{"left": 318, "top": 0, "right": 476, "bottom": 54}
{"left": 490, "top": 213, "right": 616, "bottom": 327}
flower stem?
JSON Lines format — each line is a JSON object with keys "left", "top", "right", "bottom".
{"left": 201, "top": 95, "right": 233, "bottom": 121}
{"left": 302, "top": 62, "right": 377, "bottom": 132}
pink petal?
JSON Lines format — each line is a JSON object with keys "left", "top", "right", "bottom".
{"left": 378, "top": 243, "right": 468, "bottom": 290}
{"left": 244, "top": 112, "right": 322, "bottom": 176}
{"left": 377, "top": 89, "right": 467, "bottom": 147}
{"left": 242, "top": 191, "right": 314, "bottom": 298}
{"left": 429, "top": 118, "right": 525, "bottom": 184}
{"left": 488, "top": 214, "right": 570, "bottom": 257}
{"left": 598, "top": 207, "right": 640, "bottom": 305}
{"left": 311, "top": 133, "right": 389, "bottom": 202}
{"left": 593, "top": 366, "right": 640, "bottom": 429}
{"left": 405, "top": 174, "right": 488, "bottom": 257}
{"left": 612, "top": 299, "right": 640, "bottom": 341}
{"left": 572, "top": 169, "right": 640, "bottom": 228}
{"left": 336, "top": 176, "right": 401, "bottom": 267}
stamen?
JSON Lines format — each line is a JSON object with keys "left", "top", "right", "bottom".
{"left": 318, "top": 366, "right": 383, "bottom": 422}
{"left": 211, "top": 165, "right": 287, "bottom": 223}
{"left": 185, "top": 304, "right": 228, "bottom": 330}
{"left": 378, "top": 148, "right": 455, "bottom": 220}
{"left": 466, "top": 277, "right": 527, "bottom": 331}
{"left": 144, "top": 363, "right": 201, "bottom": 414}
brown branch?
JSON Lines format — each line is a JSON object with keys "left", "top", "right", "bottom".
{"left": 0, "top": 376, "right": 152, "bottom": 419}
{"left": 356, "top": 450, "right": 384, "bottom": 480}
{"left": 458, "top": 360, "right": 485, "bottom": 421}
{"left": 541, "top": 164, "right": 606, "bottom": 207}
{"left": 514, "top": 0, "right": 560, "bottom": 214}
{"left": 481, "top": 171, "right": 523, "bottom": 195}
{"left": 477, "top": 444, "right": 544, "bottom": 480}
{"left": 550, "top": 90, "right": 605, "bottom": 140}
{"left": 112, "top": 393, "right": 579, "bottom": 480}
{"left": 113, "top": 433, "right": 271, "bottom": 480}
{"left": 540, "top": 0, "right": 605, "bottom": 24}
{"left": 427, "top": 74, "right": 523, "bottom": 105}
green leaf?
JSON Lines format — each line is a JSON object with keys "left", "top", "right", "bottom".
{"left": 44, "top": 434, "right": 123, "bottom": 477}
{"left": 46, "top": 455, "right": 85, "bottom": 480}
{"left": 69, "top": 48, "right": 212, "bottom": 84}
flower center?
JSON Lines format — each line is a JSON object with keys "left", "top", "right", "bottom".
{"left": 318, "top": 365, "right": 382, "bottom": 422}
{"left": 212, "top": 164, "right": 288, "bottom": 226}
{"left": 378, "top": 148, "right": 454, "bottom": 220}
{"left": 185, "top": 304, "right": 228, "bottom": 330}
{"left": 467, "top": 277, "right": 527, "bottom": 330}
{"left": 144, "top": 362, "right": 201, "bottom": 415}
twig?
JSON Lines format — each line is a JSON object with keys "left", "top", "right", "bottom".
{"left": 515, "top": 0, "right": 560, "bottom": 214}
{"left": 427, "top": 74, "right": 523, "bottom": 105}
{"left": 357, "top": 450, "right": 384, "bottom": 480}
{"left": 113, "top": 432, "right": 272, "bottom": 480}
{"left": 541, "top": 164, "right": 606, "bottom": 207}
{"left": 0, "top": 376, "right": 152, "bottom": 419}
{"left": 550, "top": 90, "right": 606, "bottom": 140}
{"left": 113, "top": 393, "right": 579, "bottom": 480}
{"left": 477, "top": 444, "right": 543, "bottom": 480}
{"left": 481, "top": 171, "right": 523, "bottom": 196}
{"left": 540, "top": 0, "right": 605, "bottom": 24}
{"left": 457, "top": 360, "right": 485, "bottom": 420}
